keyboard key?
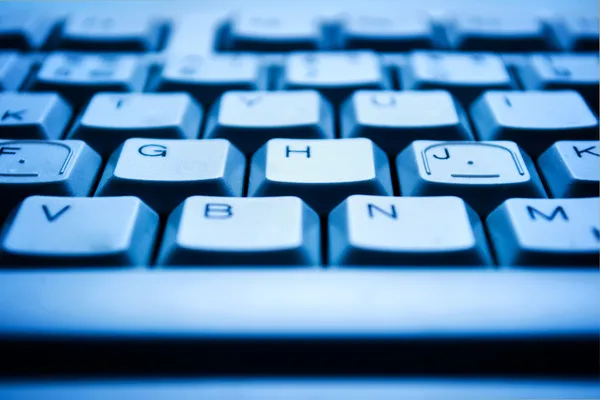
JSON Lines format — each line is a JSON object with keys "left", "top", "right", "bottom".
{"left": 471, "top": 91, "right": 598, "bottom": 157}
{"left": 248, "top": 138, "right": 393, "bottom": 214}
{"left": 400, "top": 51, "right": 515, "bottom": 105}
{"left": 96, "top": 139, "right": 245, "bottom": 214}
{"left": 0, "top": 196, "right": 159, "bottom": 266}
{"left": 157, "top": 196, "right": 320, "bottom": 265}
{"left": 329, "top": 195, "right": 492, "bottom": 266}
{"left": 341, "top": 90, "right": 473, "bottom": 155}
{"left": 30, "top": 53, "right": 149, "bottom": 107}
{"left": 396, "top": 141, "right": 546, "bottom": 215}
{"left": 59, "top": 14, "right": 162, "bottom": 51}
{"left": 155, "top": 55, "right": 267, "bottom": 105}
{"left": 0, "top": 93, "right": 72, "bottom": 140}
{"left": 0, "top": 52, "right": 31, "bottom": 91}
{"left": 69, "top": 92, "right": 202, "bottom": 157}
{"left": 537, "top": 141, "right": 599, "bottom": 198}
{"left": 546, "top": 16, "right": 599, "bottom": 51}
{"left": 279, "top": 51, "right": 389, "bottom": 103}
{"left": 205, "top": 90, "right": 334, "bottom": 155}
{"left": 226, "top": 13, "right": 325, "bottom": 51}
{"left": 487, "top": 198, "right": 600, "bottom": 266}
{"left": 444, "top": 15, "right": 549, "bottom": 51}
{"left": 0, "top": 13, "right": 55, "bottom": 50}
{"left": 516, "top": 54, "right": 599, "bottom": 110}
{"left": 0, "top": 140, "right": 101, "bottom": 217}
{"left": 340, "top": 14, "right": 436, "bottom": 51}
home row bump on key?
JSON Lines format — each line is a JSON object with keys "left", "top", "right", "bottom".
{"left": 1, "top": 194, "right": 597, "bottom": 267}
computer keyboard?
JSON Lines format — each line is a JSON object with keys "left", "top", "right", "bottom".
{"left": 0, "top": 0, "right": 598, "bottom": 398}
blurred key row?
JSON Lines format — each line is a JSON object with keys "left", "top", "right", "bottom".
{"left": 0, "top": 11, "right": 597, "bottom": 52}
{"left": 0, "top": 136, "right": 597, "bottom": 218}
{"left": 1, "top": 51, "right": 597, "bottom": 110}
{"left": 1, "top": 194, "right": 598, "bottom": 267}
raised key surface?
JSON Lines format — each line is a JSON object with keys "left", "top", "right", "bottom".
{"left": 517, "top": 54, "right": 599, "bottom": 109}
{"left": 341, "top": 90, "right": 473, "bottom": 155}
{"left": 248, "top": 138, "right": 393, "bottom": 214}
{"left": 0, "top": 196, "right": 159, "bottom": 267}
{"left": 0, "top": 52, "right": 31, "bottom": 91}
{"left": 537, "top": 141, "right": 600, "bottom": 198}
{"left": 329, "top": 195, "right": 492, "bottom": 266}
{"left": 0, "top": 12, "right": 55, "bottom": 50}
{"left": 0, "top": 93, "right": 72, "bottom": 140}
{"left": 30, "top": 53, "right": 149, "bottom": 107}
{"left": 0, "top": 140, "right": 101, "bottom": 217}
{"left": 205, "top": 90, "right": 334, "bottom": 155}
{"left": 546, "top": 16, "right": 599, "bottom": 51}
{"left": 396, "top": 141, "right": 546, "bottom": 215}
{"left": 59, "top": 13, "right": 163, "bottom": 51}
{"left": 400, "top": 51, "right": 515, "bottom": 105}
{"left": 156, "top": 55, "right": 267, "bottom": 105}
{"left": 471, "top": 91, "right": 598, "bottom": 157}
{"left": 69, "top": 92, "right": 202, "bottom": 156}
{"left": 95, "top": 138, "right": 245, "bottom": 214}
{"left": 279, "top": 51, "right": 389, "bottom": 103}
{"left": 487, "top": 198, "right": 600, "bottom": 266}
{"left": 341, "top": 14, "right": 436, "bottom": 51}
{"left": 157, "top": 196, "right": 320, "bottom": 265}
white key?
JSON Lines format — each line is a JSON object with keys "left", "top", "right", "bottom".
{"left": 487, "top": 198, "right": 600, "bottom": 266}
{"left": 248, "top": 138, "right": 393, "bottom": 214}
{"left": 537, "top": 141, "right": 599, "bottom": 198}
{"left": 329, "top": 195, "right": 492, "bottom": 266}
{"left": 69, "top": 92, "right": 203, "bottom": 156}
{"left": 95, "top": 138, "right": 245, "bottom": 214}
{"left": 0, "top": 196, "right": 159, "bottom": 266}
{"left": 396, "top": 140, "right": 546, "bottom": 215}
{"left": 157, "top": 196, "right": 320, "bottom": 266}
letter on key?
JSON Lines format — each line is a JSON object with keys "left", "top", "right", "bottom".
{"left": 0, "top": 140, "right": 101, "bottom": 217}
{"left": 396, "top": 141, "right": 546, "bottom": 215}
{"left": 0, "top": 196, "right": 159, "bottom": 266}
{"left": 157, "top": 196, "right": 320, "bottom": 265}
{"left": 537, "top": 141, "right": 599, "bottom": 198}
{"left": 95, "top": 138, "right": 245, "bottom": 214}
{"left": 248, "top": 138, "right": 393, "bottom": 214}
{"left": 487, "top": 198, "right": 600, "bottom": 266}
{"left": 69, "top": 93, "right": 203, "bottom": 157}
{"left": 204, "top": 90, "right": 334, "bottom": 155}
{"left": 329, "top": 195, "right": 492, "bottom": 266}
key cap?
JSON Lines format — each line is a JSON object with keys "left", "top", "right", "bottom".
{"left": 341, "top": 90, "right": 473, "bottom": 155}
{"left": 516, "top": 54, "right": 599, "bottom": 110}
{"left": 155, "top": 55, "right": 267, "bottom": 105}
{"left": 471, "top": 91, "right": 598, "bottom": 157}
{"left": 226, "top": 13, "right": 325, "bottom": 52}
{"left": 0, "top": 140, "right": 101, "bottom": 217}
{"left": 96, "top": 138, "right": 245, "bottom": 215}
{"left": 0, "top": 13, "right": 55, "bottom": 50}
{"left": 157, "top": 196, "right": 320, "bottom": 265}
{"left": 546, "top": 16, "right": 599, "bottom": 52}
{"left": 248, "top": 138, "right": 393, "bottom": 214}
{"left": 341, "top": 14, "right": 436, "bottom": 51}
{"left": 487, "top": 198, "right": 600, "bottom": 266}
{"left": 205, "top": 90, "right": 334, "bottom": 155}
{"left": 399, "top": 51, "right": 515, "bottom": 105}
{"left": 396, "top": 141, "right": 546, "bottom": 215}
{"left": 444, "top": 15, "right": 549, "bottom": 51}
{"left": 329, "top": 195, "right": 492, "bottom": 266}
{"left": 0, "top": 195, "right": 159, "bottom": 266}
{"left": 279, "top": 51, "right": 389, "bottom": 103}
{"left": 30, "top": 53, "right": 149, "bottom": 107}
{"left": 0, "top": 52, "right": 31, "bottom": 91}
{"left": 537, "top": 141, "right": 599, "bottom": 198}
{"left": 59, "top": 13, "right": 162, "bottom": 51}
{"left": 69, "top": 92, "right": 202, "bottom": 157}
{"left": 0, "top": 93, "right": 72, "bottom": 140}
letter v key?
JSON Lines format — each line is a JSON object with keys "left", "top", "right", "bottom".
{"left": 42, "top": 204, "right": 70, "bottom": 222}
